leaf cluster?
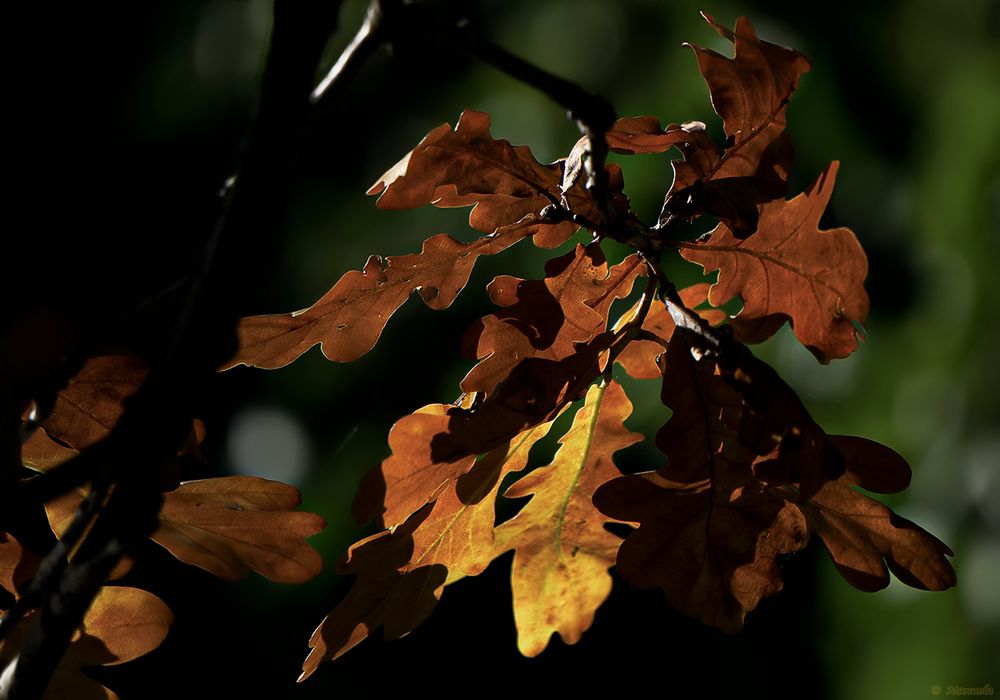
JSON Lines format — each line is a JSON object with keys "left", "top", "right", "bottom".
{"left": 0, "top": 10, "right": 956, "bottom": 695}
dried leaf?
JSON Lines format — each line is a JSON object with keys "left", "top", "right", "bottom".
{"left": 354, "top": 246, "right": 642, "bottom": 527}
{"left": 604, "top": 116, "right": 702, "bottom": 155}
{"left": 594, "top": 472, "right": 808, "bottom": 633}
{"left": 660, "top": 14, "right": 810, "bottom": 234}
{"left": 460, "top": 245, "right": 642, "bottom": 397}
{"left": 692, "top": 13, "right": 810, "bottom": 159}
{"left": 494, "top": 380, "right": 642, "bottom": 655}
{"left": 152, "top": 477, "right": 325, "bottom": 583}
{"left": 37, "top": 354, "right": 148, "bottom": 451}
{"left": 0, "top": 586, "right": 172, "bottom": 700}
{"left": 680, "top": 162, "right": 869, "bottom": 362}
{"left": 20, "top": 427, "right": 79, "bottom": 472}
{"left": 228, "top": 225, "right": 537, "bottom": 370}
{"left": 425, "top": 248, "right": 641, "bottom": 463}
{"left": 302, "top": 422, "right": 554, "bottom": 677}
{"left": 44, "top": 489, "right": 135, "bottom": 580}
{"left": 368, "top": 109, "right": 576, "bottom": 243}
{"left": 792, "top": 436, "right": 955, "bottom": 592}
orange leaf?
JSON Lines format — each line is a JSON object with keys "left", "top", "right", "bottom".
{"left": 354, "top": 246, "right": 642, "bottom": 527}
{"left": 680, "top": 162, "right": 869, "bottom": 362}
{"left": 691, "top": 13, "right": 810, "bottom": 161}
{"left": 227, "top": 224, "right": 537, "bottom": 370}
{"left": 37, "top": 354, "right": 148, "bottom": 451}
{"left": 301, "top": 421, "right": 554, "bottom": 677}
{"left": 461, "top": 244, "right": 642, "bottom": 398}
{"left": 494, "top": 380, "right": 642, "bottom": 655}
{"left": 151, "top": 477, "right": 325, "bottom": 583}
{"left": 604, "top": 116, "right": 701, "bottom": 155}
{"left": 0, "top": 586, "right": 172, "bottom": 700}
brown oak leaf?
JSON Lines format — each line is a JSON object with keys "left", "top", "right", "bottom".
{"left": 44, "top": 477, "right": 325, "bottom": 583}
{"left": 594, "top": 472, "right": 808, "bottom": 633}
{"left": 354, "top": 246, "right": 642, "bottom": 526}
{"left": 35, "top": 353, "right": 148, "bottom": 451}
{"left": 368, "top": 109, "right": 577, "bottom": 243}
{"left": 151, "top": 477, "right": 325, "bottom": 583}
{"left": 786, "top": 435, "right": 957, "bottom": 592}
{"left": 227, "top": 223, "right": 540, "bottom": 370}
{"left": 680, "top": 162, "right": 869, "bottom": 362}
{"left": 494, "top": 380, "right": 642, "bottom": 656}
{"left": 660, "top": 14, "right": 810, "bottom": 234}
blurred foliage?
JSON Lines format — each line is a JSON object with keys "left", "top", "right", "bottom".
{"left": 11, "top": 0, "right": 997, "bottom": 697}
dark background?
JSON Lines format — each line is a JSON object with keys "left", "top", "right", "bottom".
{"left": 7, "top": 0, "right": 998, "bottom": 697}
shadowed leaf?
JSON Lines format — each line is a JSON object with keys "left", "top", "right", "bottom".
{"left": 790, "top": 436, "right": 955, "bottom": 592}
{"left": 0, "top": 586, "right": 172, "bottom": 700}
{"left": 354, "top": 246, "right": 642, "bottom": 527}
{"left": 302, "top": 421, "right": 554, "bottom": 678}
{"left": 660, "top": 14, "right": 810, "bottom": 234}
{"left": 595, "top": 472, "right": 808, "bottom": 633}
{"left": 613, "top": 283, "right": 725, "bottom": 380}
{"left": 0, "top": 532, "right": 39, "bottom": 596}
{"left": 35, "top": 354, "right": 148, "bottom": 451}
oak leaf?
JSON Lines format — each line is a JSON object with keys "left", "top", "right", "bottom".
{"left": 368, "top": 109, "right": 577, "bottom": 242}
{"left": 659, "top": 14, "right": 810, "bottom": 234}
{"left": 612, "top": 283, "right": 725, "bottom": 380}
{"left": 788, "top": 436, "right": 957, "bottom": 592}
{"left": 353, "top": 245, "right": 642, "bottom": 526}
{"left": 151, "top": 477, "right": 325, "bottom": 583}
{"left": 603, "top": 116, "right": 705, "bottom": 155}
{"left": 43, "top": 477, "right": 325, "bottom": 584}
{"left": 34, "top": 353, "right": 148, "bottom": 451}
{"left": 594, "top": 472, "right": 808, "bottom": 633}
{"left": 301, "top": 421, "right": 554, "bottom": 677}
{"left": 680, "top": 162, "right": 869, "bottom": 362}
{"left": 0, "top": 532, "right": 39, "bottom": 596}
{"left": 0, "top": 586, "right": 172, "bottom": 700}
{"left": 493, "top": 380, "right": 642, "bottom": 656}
{"left": 227, "top": 224, "right": 538, "bottom": 370}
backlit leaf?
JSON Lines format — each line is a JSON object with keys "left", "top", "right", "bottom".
{"left": 494, "top": 380, "right": 642, "bottom": 656}
{"left": 301, "top": 421, "right": 554, "bottom": 677}
{"left": 680, "top": 162, "right": 869, "bottom": 362}
{"left": 152, "top": 477, "right": 325, "bottom": 583}
{"left": 368, "top": 109, "right": 576, "bottom": 242}
{"left": 227, "top": 224, "right": 538, "bottom": 370}
{"left": 659, "top": 14, "right": 810, "bottom": 234}
{"left": 0, "top": 586, "right": 172, "bottom": 700}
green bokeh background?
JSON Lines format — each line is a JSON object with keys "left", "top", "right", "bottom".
{"left": 15, "top": 0, "right": 997, "bottom": 697}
